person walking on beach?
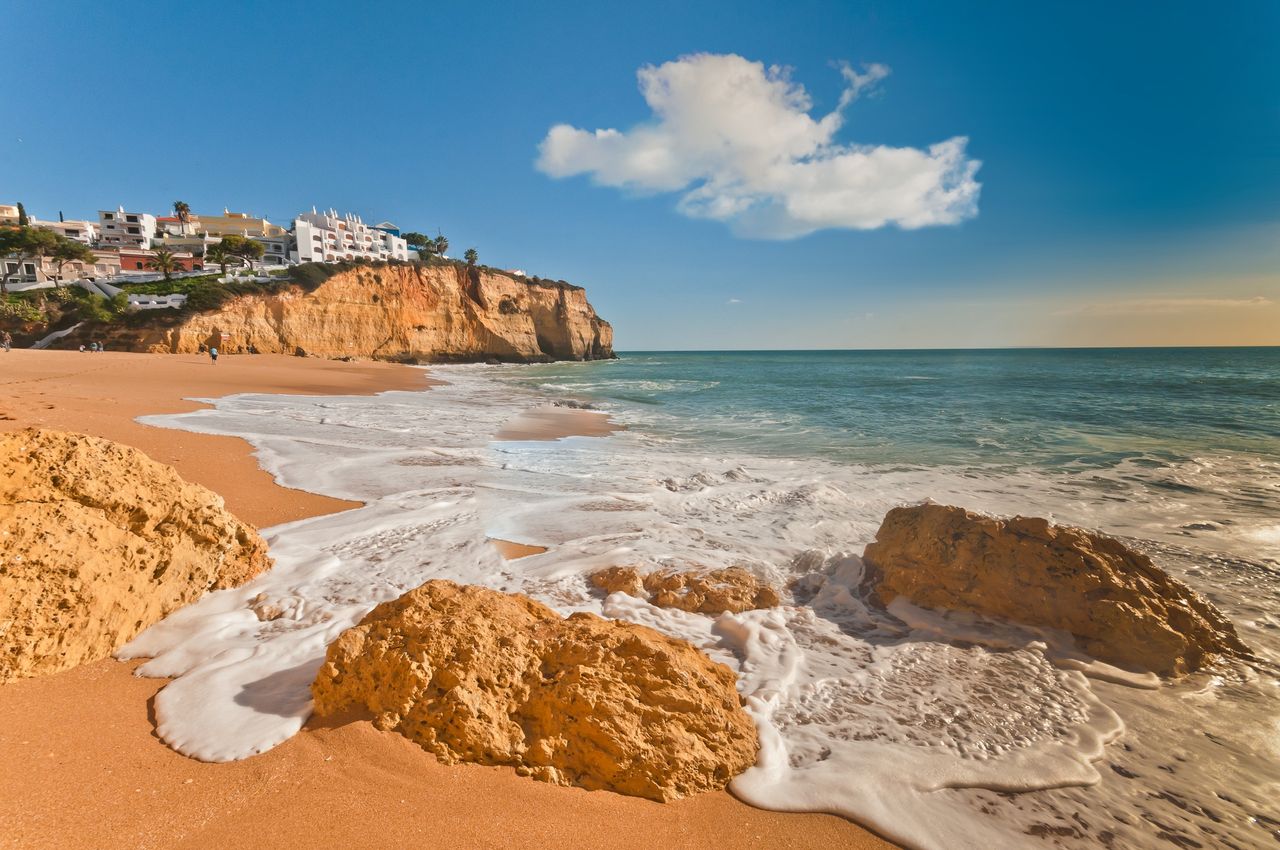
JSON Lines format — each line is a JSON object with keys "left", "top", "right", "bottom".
{"left": 2, "top": 331, "right": 12, "bottom": 352}
{"left": 209, "top": 346, "right": 219, "bottom": 365}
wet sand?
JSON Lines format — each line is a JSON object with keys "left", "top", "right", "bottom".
{"left": 0, "top": 350, "right": 431, "bottom": 528}
{"left": 494, "top": 404, "right": 621, "bottom": 441}
{"left": 0, "top": 349, "right": 897, "bottom": 850}
{"left": 0, "top": 659, "right": 893, "bottom": 850}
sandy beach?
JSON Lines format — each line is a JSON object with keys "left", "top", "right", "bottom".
{"left": 0, "top": 350, "right": 894, "bottom": 850}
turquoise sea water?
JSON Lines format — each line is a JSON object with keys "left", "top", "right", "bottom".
{"left": 136, "top": 348, "right": 1280, "bottom": 848}
{"left": 506, "top": 347, "right": 1280, "bottom": 469}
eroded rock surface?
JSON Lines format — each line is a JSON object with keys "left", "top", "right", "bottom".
{"left": 590, "top": 566, "right": 781, "bottom": 615}
{"left": 311, "top": 580, "right": 757, "bottom": 800}
{"left": 70, "top": 263, "right": 613, "bottom": 363}
{"left": 0, "top": 428, "right": 271, "bottom": 682}
{"left": 862, "top": 504, "right": 1250, "bottom": 676}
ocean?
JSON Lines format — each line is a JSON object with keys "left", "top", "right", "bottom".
{"left": 120, "top": 348, "right": 1279, "bottom": 849}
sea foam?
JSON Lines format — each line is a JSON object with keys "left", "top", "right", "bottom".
{"left": 119, "top": 366, "right": 1279, "bottom": 849}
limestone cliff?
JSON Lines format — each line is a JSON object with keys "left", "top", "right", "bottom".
{"left": 312, "top": 580, "right": 758, "bottom": 801}
{"left": 73, "top": 263, "right": 614, "bottom": 362}
{"left": 0, "top": 428, "right": 272, "bottom": 682}
{"left": 862, "top": 504, "right": 1251, "bottom": 676}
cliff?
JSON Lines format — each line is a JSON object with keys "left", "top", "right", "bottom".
{"left": 0, "top": 428, "right": 272, "bottom": 682}
{"left": 65, "top": 262, "right": 614, "bottom": 363}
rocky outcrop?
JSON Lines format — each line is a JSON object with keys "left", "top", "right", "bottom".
{"left": 862, "top": 504, "right": 1250, "bottom": 676}
{"left": 70, "top": 263, "right": 613, "bottom": 362}
{"left": 311, "top": 580, "right": 757, "bottom": 800}
{"left": 590, "top": 566, "right": 781, "bottom": 615}
{"left": 0, "top": 428, "right": 272, "bottom": 682}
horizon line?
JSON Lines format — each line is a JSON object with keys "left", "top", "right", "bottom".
{"left": 613, "top": 344, "right": 1280, "bottom": 353}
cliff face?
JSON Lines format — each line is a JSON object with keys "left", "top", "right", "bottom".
{"left": 80, "top": 264, "right": 614, "bottom": 362}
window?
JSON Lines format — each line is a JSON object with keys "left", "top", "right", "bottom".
{"left": 103, "top": 213, "right": 114, "bottom": 220}
{"left": 135, "top": 262, "right": 144, "bottom": 269}
{"left": 126, "top": 215, "right": 139, "bottom": 223}
{"left": 128, "top": 227, "right": 140, "bottom": 234}
{"left": 3, "top": 262, "right": 15, "bottom": 274}
{"left": 23, "top": 263, "right": 36, "bottom": 275}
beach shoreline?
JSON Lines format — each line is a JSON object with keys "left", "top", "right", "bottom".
{"left": 0, "top": 350, "right": 433, "bottom": 527}
{"left": 0, "top": 349, "right": 895, "bottom": 850}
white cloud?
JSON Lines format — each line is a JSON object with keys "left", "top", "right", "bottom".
{"left": 727, "top": 297, "right": 742, "bottom": 304}
{"left": 536, "top": 53, "right": 981, "bottom": 239}
{"left": 1056, "top": 295, "right": 1273, "bottom": 316}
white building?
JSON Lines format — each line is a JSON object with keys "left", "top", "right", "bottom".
{"left": 292, "top": 208, "right": 409, "bottom": 264}
{"left": 32, "top": 218, "right": 100, "bottom": 244}
{"left": 98, "top": 207, "right": 156, "bottom": 248}
{"left": 254, "top": 233, "right": 296, "bottom": 266}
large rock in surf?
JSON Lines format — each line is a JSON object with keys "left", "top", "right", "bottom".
{"left": 861, "top": 504, "right": 1250, "bottom": 676}
{"left": 311, "top": 580, "right": 758, "bottom": 801}
{"left": 590, "top": 565, "right": 781, "bottom": 615}
{"left": 0, "top": 428, "right": 272, "bottom": 683}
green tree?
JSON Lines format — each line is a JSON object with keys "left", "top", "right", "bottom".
{"left": 401, "top": 231, "right": 429, "bottom": 249}
{"left": 0, "top": 226, "right": 59, "bottom": 294}
{"left": 49, "top": 237, "right": 96, "bottom": 285}
{"left": 173, "top": 201, "right": 191, "bottom": 235}
{"left": 219, "top": 234, "right": 265, "bottom": 270}
{"left": 206, "top": 242, "right": 232, "bottom": 275}
{"left": 16, "top": 202, "right": 28, "bottom": 226}
{"left": 464, "top": 247, "right": 478, "bottom": 266}
{"left": 147, "top": 246, "right": 181, "bottom": 281}
{"left": 434, "top": 233, "right": 449, "bottom": 257}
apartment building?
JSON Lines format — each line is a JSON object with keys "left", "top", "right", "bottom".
{"left": 98, "top": 207, "right": 157, "bottom": 248}
{"left": 255, "top": 234, "right": 296, "bottom": 265}
{"left": 2, "top": 248, "right": 121, "bottom": 285}
{"left": 32, "top": 218, "right": 100, "bottom": 244}
{"left": 158, "top": 210, "right": 286, "bottom": 238}
{"left": 292, "top": 208, "right": 410, "bottom": 263}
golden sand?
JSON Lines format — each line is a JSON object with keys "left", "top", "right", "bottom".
{"left": 0, "top": 349, "right": 896, "bottom": 850}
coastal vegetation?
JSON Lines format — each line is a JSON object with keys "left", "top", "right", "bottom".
{"left": 0, "top": 225, "right": 94, "bottom": 293}
{"left": 146, "top": 246, "right": 180, "bottom": 280}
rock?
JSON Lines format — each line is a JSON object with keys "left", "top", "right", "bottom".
{"left": 589, "top": 565, "right": 646, "bottom": 598}
{"left": 69, "top": 264, "right": 614, "bottom": 362}
{"left": 311, "top": 580, "right": 757, "bottom": 801}
{"left": 590, "top": 565, "right": 781, "bottom": 615}
{"left": 861, "top": 504, "right": 1250, "bottom": 676}
{"left": 0, "top": 428, "right": 272, "bottom": 682}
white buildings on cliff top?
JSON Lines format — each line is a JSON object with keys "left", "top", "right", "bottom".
{"left": 292, "top": 208, "right": 410, "bottom": 264}
{"left": 97, "top": 207, "right": 157, "bottom": 249}
{"left": 4, "top": 200, "right": 415, "bottom": 286}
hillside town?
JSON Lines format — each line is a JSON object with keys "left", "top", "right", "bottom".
{"left": 0, "top": 200, "right": 426, "bottom": 293}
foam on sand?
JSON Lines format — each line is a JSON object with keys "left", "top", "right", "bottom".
{"left": 120, "top": 367, "right": 1278, "bottom": 849}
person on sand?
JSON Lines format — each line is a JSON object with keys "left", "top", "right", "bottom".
{"left": 209, "top": 346, "right": 219, "bottom": 365}
{"left": 2, "top": 331, "right": 11, "bottom": 352}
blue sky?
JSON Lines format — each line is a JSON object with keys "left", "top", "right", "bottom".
{"left": 2, "top": 0, "right": 1277, "bottom": 348}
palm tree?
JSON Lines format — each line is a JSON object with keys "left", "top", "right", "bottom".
{"left": 434, "top": 233, "right": 449, "bottom": 257}
{"left": 147, "top": 247, "right": 181, "bottom": 281}
{"left": 206, "top": 242, "right": 232, "bottom": 275}
{"left": 173, "top": 201, "right": 191, "bottom": 236}
{"left": 464, "top": 247, "right": 478, "bottom": 266}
